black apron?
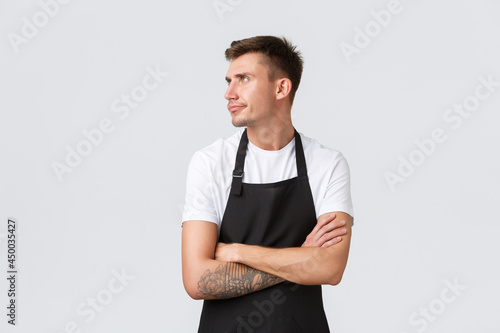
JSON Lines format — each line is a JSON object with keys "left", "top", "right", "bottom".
{"left": 198, "top": 128, "right": 330, "bottom": 333}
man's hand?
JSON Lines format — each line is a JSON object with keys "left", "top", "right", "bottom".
{"left": 215, "top": 242, "right": 239, "bottom": 262}
{"left": 302, "top": 213, "right": 347, "bottom": 248}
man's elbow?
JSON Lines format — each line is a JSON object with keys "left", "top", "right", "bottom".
{"left": 327, "top": 270, "right": 345, "bottom": 286}
{"left": 183, "top": 276, "right": 204, "bottom": 300}
{"left": 323, "top": 240, "right": 351, "bottom": 286}
{"left": 300, "top": 261, "right": 346, "bottom": 285}
{"left": 303, "top": 268, "right": 344, "bottom": 286}
{"left": 185, "top": 287, "right": 201, "bottom": 300}
{"left": 323, "top": 257, "right": 348, "bottom": 286}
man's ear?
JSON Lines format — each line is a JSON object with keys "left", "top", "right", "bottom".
{"left": 275, "top": 78, "right": 292, "bottom": 101}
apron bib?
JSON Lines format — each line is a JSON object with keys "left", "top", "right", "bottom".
{"left": 198, "top": 129, "right": 330, "bottom": 333}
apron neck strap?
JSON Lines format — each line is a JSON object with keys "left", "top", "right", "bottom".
{"left": 294, "top": 128, "right": 308, "bottom": 180}
{"left": 230, "top": 129, "right": 248, "bottom": 196}
{"left": 230, "top": 128, "right": 308, "bottom": 196}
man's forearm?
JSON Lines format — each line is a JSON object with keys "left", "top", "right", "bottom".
{"left": 182, "top": 221, "right": 284, "bottom": 300}
{"left": 183, "top": 213, "right": 350, "bottom": 299}
{"left": 219, "top": 213, "right": 352, "bottom": 285}
{"left": 222, "top": 242, "right": 349, "bottom": 286}
{"left": 195, "top": 261, "right": 284, "bottom": 300}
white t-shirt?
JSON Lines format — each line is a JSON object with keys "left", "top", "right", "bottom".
{"left": 182, "top": 128, "right": 354, "bottom": 231}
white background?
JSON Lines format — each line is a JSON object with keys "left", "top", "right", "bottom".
{"left": 1, "top": 0, "right": 499, "bottom": 332}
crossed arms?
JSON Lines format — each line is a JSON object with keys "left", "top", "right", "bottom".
{"left": 182, "top": 212, "right": 352, "bottom": 300}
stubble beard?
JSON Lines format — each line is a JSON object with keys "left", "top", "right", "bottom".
{"left": 231, "top": 114, "right": 255, "bottom": 128}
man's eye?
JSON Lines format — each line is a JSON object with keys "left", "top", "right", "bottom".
{"left": 242, "top": 77, "right": 249, "bottom": 82}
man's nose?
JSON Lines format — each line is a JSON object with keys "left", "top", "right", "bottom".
{"left": 224, "top": 82, "right": 238, "bottom": 100}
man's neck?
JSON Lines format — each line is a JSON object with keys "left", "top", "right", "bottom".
{"left": 246, "top": 120, "right": 295, "bottom": 151}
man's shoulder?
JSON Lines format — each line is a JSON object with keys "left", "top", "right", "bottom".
{"left": 299, "top": 131, "right": 345, "bottom": 163}
{"left": 191, "top": 128, "right": 244, "bottom": 164}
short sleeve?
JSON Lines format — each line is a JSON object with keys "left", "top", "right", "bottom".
{"left": 318, "top": 153, "right": 355, "bottom": 226}
{"left": 181, "top": 151, "right": 218, "bottom": 226}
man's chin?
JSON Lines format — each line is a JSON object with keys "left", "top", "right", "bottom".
{"left": 232, "top": 121, "right": 246, "bottom": 128}
{"left": 231, "top": 117, "right": 247, "bottom": 128}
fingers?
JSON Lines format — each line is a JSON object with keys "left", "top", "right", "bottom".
{"left": 315, "top": 224, "right": 346, "bottom": 247}
{"left": 316, "top": 213, "right": 336, "bottom": 229}
{"left": 317, "top": 219, "right": 346, "bottom": 236}
{"left": 321, "top": 236, "right": 343, "bottom": 248}
{"left": 312, "top": 219, "right": 346, "bottom": 243}
{"left": 303, "top": 216, "right": 347, "bottom": 248}
{"left": 306, "top": 213, "right": 336, "bottom": 242}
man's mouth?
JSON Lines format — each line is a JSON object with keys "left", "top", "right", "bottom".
{"left": 228, "top": 104, "right": 246, "bottom": 112}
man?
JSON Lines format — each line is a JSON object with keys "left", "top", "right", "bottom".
{"left": 182, "top": 35, "right": 354, "bottom": 332}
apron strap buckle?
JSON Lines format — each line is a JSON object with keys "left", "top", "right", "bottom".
{"left": 232, "top": 169, "right": 244, "bottom": 178}
{"left": 231, "top": 169, "right": 244, "bottom": 196}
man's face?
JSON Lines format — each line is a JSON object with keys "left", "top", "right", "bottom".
{"left": 224, "top": 52, "right": 277, "bottom": 128}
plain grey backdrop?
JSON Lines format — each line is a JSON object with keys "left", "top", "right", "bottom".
{"left": 1, "top": 0, "right": 499, "bottom": 332}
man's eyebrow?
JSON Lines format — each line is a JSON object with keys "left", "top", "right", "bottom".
{"left": 225, "top": 72, "right": 254, "bottom": 83}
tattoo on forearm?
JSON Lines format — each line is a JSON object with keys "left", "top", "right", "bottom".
{"left": 197, "top": 263, "right": 283, "bottom": 299}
